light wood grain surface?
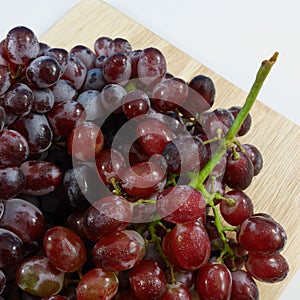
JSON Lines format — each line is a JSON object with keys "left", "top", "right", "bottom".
{"left": 41, "top": 0, "right": 300, "bottom": 299}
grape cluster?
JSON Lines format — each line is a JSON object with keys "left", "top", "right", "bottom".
{"left": 0, "top": 26, "right": 288, "bottom": 299}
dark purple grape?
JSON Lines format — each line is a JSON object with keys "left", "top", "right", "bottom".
{"left": 137, "top": 47, "right": 167, "bottom": 85}
{"left": 129, "top": 49, "right": 142, "bottom": 78}
{"left": 38, "top": 41, "right": 50, "bottom": 55}
{"left": 229, "top": 106, "right": 252, "bottom": 136}
{"left": 230, "top": 270, "right": 259, "bottom": 300}
{"left": 70, "top": 45, "right": 96, "bottom": 71}
{"left": 51, "top": 79, "right": 78, "bottom": 103}
{"left": 220, "top": 189, "right": 254, "bottom": 226}
{"left": 196, "top": 262, "right": 232, "bottom": 300}
{"left": 245, "top": 252, "right": 289, "bottom": 283}
{"left": 151, "top": 77, "right": 188, "bottom": 112}
{"left": 5, "top": 26, "right": 39, "bottom": 65}
{"left": 95, "top": 55, "right": 108, "bottom": 69}
{"left": 122, "top": 89, "right": 150, "bottom": 119}
{"left": 238, "top": 215, "right": 287, "bottom": 254}
{"left": 243, "top": 143, "right": 263, "bottom": 176}
{"left": 20, "top": 160, "right": 62, "bottom": 196}
{"left": 103, "top": 52, "right": 132, "bottom": 85}
{"left": 31, "top": 87, "right": 55, "bottom": 113}
{"left": 223, "top": 150, "right": 254, "bottom": 190}
{"left": 63, "top": 164, "right": 104, "bottom": 208}
{"left": 81, "top": 68, "right": 107, "bottom": 91}
{"left": 47, "top": 100, "right": 86, "bottom": 137}
{"left": 204, "top": 108, "right": 235, "bottom": 138}
{"left": 61, "top": 55, "right": 87, "bottom": 90}
{"left": 162, "top": 134, "right": 207, "bottom": 174}
{"left": 0, "top": 228, "right": 25, "bottom": 270}
{"left": 182, "top": 74, "right": 215, "bottom": 116}
{"left": 43, "top": 47, "right": 70, "bottom": 74}
{"left": 5, "top": 83, "right": 33, "bottom": 116}
{"left": 0, "top": 129, "right": 29, "bottom": 166}
{"left": 10, "top": 112, "right": 53, "bottom": 154}
{"left": 26, "top": 56, "right": 61, "bottom": 88}
{"left": 84, "top": 195, "right": 133, "bottom": 240}
{"left": 0, "top": 198, "right": 46, "bottom": 242}
{"left": 94, "top": 36, "right": 112, "bottom": 56}
{"left": 108, "top": 37, "right": 132, "bottom": 56}
{"left": 0, "top": 166, "right": 25, "bottom": 200}
{"left": 100, "top": 83, "right": 127, "bottom": 113}
{"left": 77, "top": 89, "right": 105, "bottom": 120}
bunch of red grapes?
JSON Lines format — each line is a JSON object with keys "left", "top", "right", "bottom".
{"left": 0, "top": 26, "right": 289, "bottom": 300}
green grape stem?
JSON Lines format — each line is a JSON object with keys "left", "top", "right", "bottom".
{"left": 189, "top": 52, "right": 278, "bottom": 261}
{"left": 190, "top": 51, "right": 279, "bottom": 190}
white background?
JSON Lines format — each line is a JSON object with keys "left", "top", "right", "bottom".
{"left": 1, "top": 0, "right": 299, "bottom": 298}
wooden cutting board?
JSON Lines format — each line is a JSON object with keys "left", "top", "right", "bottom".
{"left": 41, "top": 0, "right": 300, "bottom": 299}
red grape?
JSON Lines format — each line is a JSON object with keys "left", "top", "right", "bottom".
{"left": 5, "top": 26, "right": 39, "bottom": 65}
{"left": 136, "top": 117, "right": 175, "bottom": 156}
{"left": 94, "top": 36, "right": 112, "bottom": 56}
{"left": 162, "top": 221, "right": 210, "bottom": 270}
{"left": 121, "top": 161, "right": 166, "bottom": 198}
{"left": 76, "top": 268, "right": 118, "bottom": 300}
{"left": 43, "top": 226, "right": 86, "bottom": 272}
{"left": 95, "top": 148, "right": 126, "bottom": 186}
{"left": 61, "top": 55, "right": 87, "bottom": 89}
{"left": 5, "top": 83, "right": 33, "bottom": 116}
{"left": 0, "top": 198, "right": 46, "bottom": 242}
{"left": 84, "top": 195, "right": 133, "bottom": 240}
{"left": 0, "top": 228, "right": 25, "bottom": 270}
{"left": 0, "top": 129, "right": 29, "bottom": 166}
{"left": 137, "top": 47, "right": 167, "bottom": 85}
{"left": 15, "top": 256, "right": 65, "bottom": 298}
{"left": 238, "top": 215, "right": 287, "bottom": 254}
{"left": 245, "top": 252, "right": 289, "bottom": 283}
{"left": 26, "top": 56, "right": 61, "bottom": 88}
{"left": 230, "top": 270, "right": 259, "bottom": 300}
{"left": 67, "top": 122, "right": 104, "bottom": 161}
{"left": 103, "top": 52, "right": 132, "bottom": 85}
{"left": 0, "top": 65, "right": 11, "bottom": 95}
{"left": 47, "top": 100, "right": 86, "bottom": 137}
{"left": 220, "top": 189, "right": 254, "bottom": 226}
{"left": 129, "top": 259, "right": 167, "bottom": 300}
{"left": 156, "top": 185, "right": 206, "bottom": 223}
{"left": 70, "top": 45, "right": 96, "bottom": 71}
{"left": 224, "top": 150, "right": 254, "bottom": 190}
{"left": 10, "top": 112, "right": 53, "bottom": 154}
{"left": 108, "top": 37, "right": 132, "bottom": 56}
{"left": 159, "top": 282, "right": 192, "bottom": 300}
{"left": 122, "top": 89, "right": 150, "bottom": 119}
{"left": 0, "top": 166, "right": 25, "bottom": 199}
{"left": 196, "top": 262, "right": 232, "bottom": 300}
{"left": 92, "top": 229, "right": 146, "bottom": 271}
{"left": 20, "top": 160, "right": 62, "bottom": 196}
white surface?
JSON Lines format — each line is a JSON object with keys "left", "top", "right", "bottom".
{"left": 1, "top": 0, "right": 299, "bottom": 298}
